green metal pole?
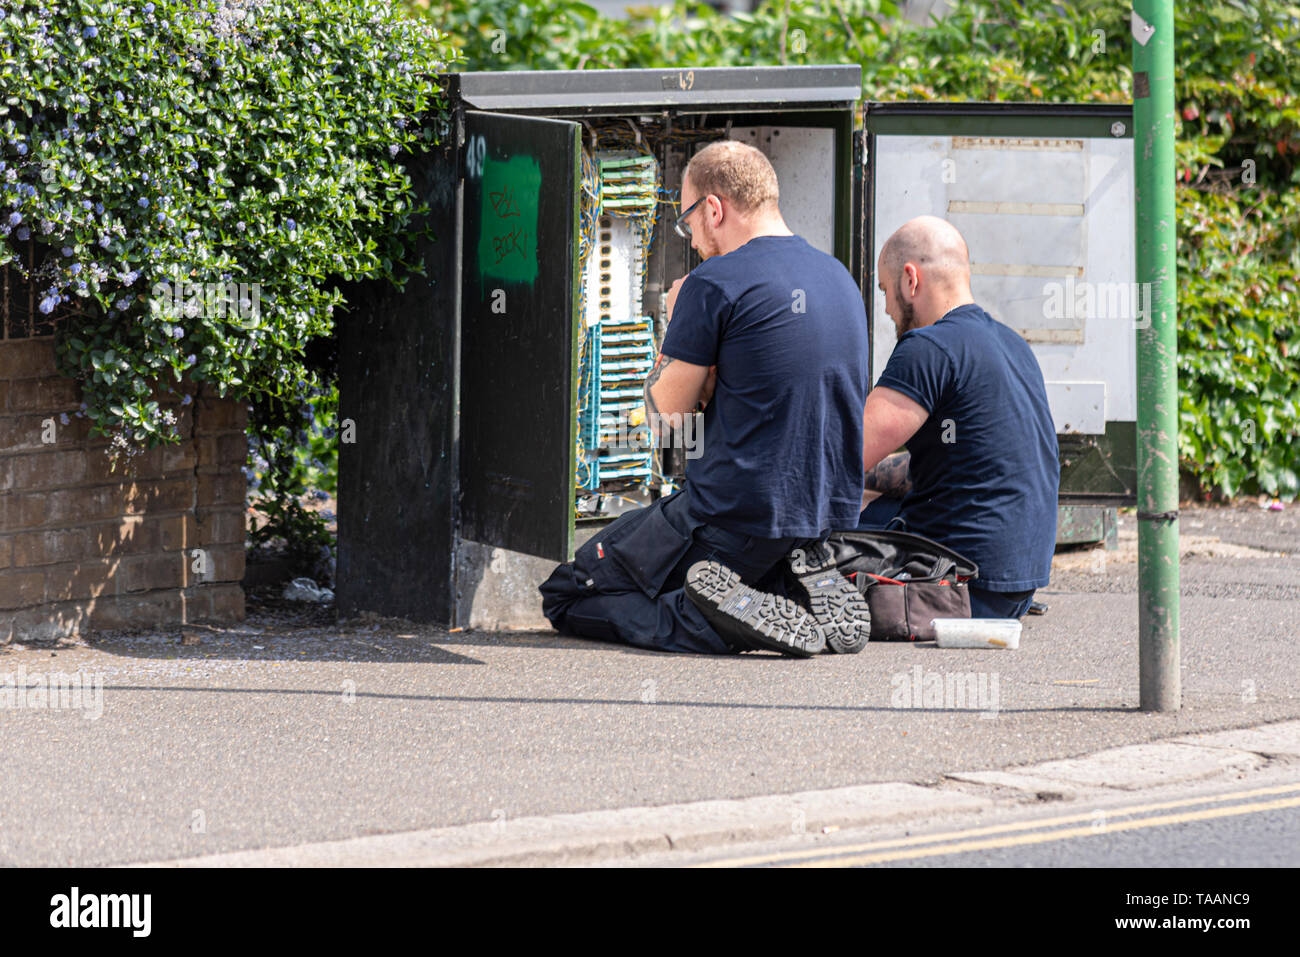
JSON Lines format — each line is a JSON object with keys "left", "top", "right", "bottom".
{"left": 1132, "top": 0, "right": 1180, "bottom": 711}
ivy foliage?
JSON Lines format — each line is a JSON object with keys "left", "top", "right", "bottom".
{"left": 415, "top": 0, "right": 1300, "bottom": 499}
{"left": 0, "top": 0, "right": 459, "bottom": 447}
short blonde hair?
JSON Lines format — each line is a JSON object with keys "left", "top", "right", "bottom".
{"left": 684, "top": 140, "right": 779, "bottom": 215}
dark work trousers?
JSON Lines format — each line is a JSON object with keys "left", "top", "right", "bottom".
{"left": 540, "top": 489, "right": 806, "bottom": 655}
{"left": 857, "top": 496, "right": 1035, "bottom": 619}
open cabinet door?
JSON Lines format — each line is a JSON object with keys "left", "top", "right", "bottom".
{"left": 460, "top": 111, "right": 582, "bottom": 560}
{"left": 864, "top": 102, "right": 1138, "bottom": 504}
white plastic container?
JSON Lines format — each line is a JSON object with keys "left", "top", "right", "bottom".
{"left": 932, "top": 618, "right": 1022, "bottom": 649}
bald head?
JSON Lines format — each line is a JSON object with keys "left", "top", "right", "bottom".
{"left": 877, "top": 216, "right": 976, "bottom": 337}
{"left": 879, "top": 215, "right": 971, "bottom": 290}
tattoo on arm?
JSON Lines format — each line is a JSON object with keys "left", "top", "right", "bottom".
{"left": 644, "top": 354, "right": 675, "bottom": 442}
{"left": 643, "top": 354, "right": 674, "bottom": 416}
{"left": 865, "top": 451, "right": 912, "bottom": 497}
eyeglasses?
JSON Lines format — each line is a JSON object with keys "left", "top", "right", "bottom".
{"left": 674, "top": 195, "right": 708, "bottom": 238}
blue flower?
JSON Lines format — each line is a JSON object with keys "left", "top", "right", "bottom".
{"left": 61, "top": 246, "right": 73, "bottom": 256}
{"left": 286, "top": 218, "right": 296, "bottom": 231}
{"left": 16, "top": 226, "right": 29, "bottom": 241}
{"left": 171, "top": 325, "right": 184, "bottom": 339}
{"left": 388, "top": 144, "right": 399, "bottom": 157}
{"left": 94, "top": 202, "right": 104, "bottom": 214}
{"left": 81, "top": 200, "right": 92, "bottom": 210}
{"left": 115, "top": 91, "right": 124, "bottom": 103}
{"left": 157, "top": 212, "right": 165, "bottom": 223}
{"left": 69, "top": 263, "right": 81, "bottom": 275}
{"left": 144, "top": 2, "right": 154, "bottom": 12}
{"left": 185, "top": 354, "right": 196, "bottom": 366}
{"left": 60, "top": 412, "right": 70, "bottom": 425}
{"left": 15, "top": 143, "right": 26, "bottom": 155}
{"left": 181, "top": 394, "right": 192, "bottom": 406}
{"left": 7, "top": 211, "right": 19, "bottom": 226}
{"left": 137, "top": 197, "right": 149, "bottom": 208}
{"left": 98, "top": 234, "right": 110, "bottom": 248}
{"left": 39, "top": 295, "right": 58, "bottom": 314}
{"left": 82, "top": 26, "right": 98, "bottom": 39}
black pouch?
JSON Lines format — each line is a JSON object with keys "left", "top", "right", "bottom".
{"left": 824, "top": 528, "right": 978, "bottom": 642}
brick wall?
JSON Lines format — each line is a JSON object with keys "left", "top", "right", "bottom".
{"left": 0, "top": 338, "right": 246, "bottom": 643}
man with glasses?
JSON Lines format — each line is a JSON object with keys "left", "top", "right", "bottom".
{"left": 540, "top": 140, "right": 871, "bottom": 656}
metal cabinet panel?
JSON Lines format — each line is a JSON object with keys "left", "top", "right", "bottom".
{"left": 459, "top": 111, "right": 583, "bottom": 561}
{"left": 864, "top": 102, "right": 1138, "bottom": 505}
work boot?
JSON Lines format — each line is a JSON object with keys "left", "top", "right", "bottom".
{"left": 685, "top": 561, "right": 826, "bottom": 658}
{"left": 788, "top": 540, "right": 871, "bottom": 654}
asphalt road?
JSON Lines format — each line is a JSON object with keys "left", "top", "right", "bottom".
{"left": 0, "top": 505, "right": 1295, "bottom": 867}
{"left": 878, "top": 803, "right": 1300, "bottom": 867}
{"left": 618, "top": 770, "right": 1300, "bottom": 869}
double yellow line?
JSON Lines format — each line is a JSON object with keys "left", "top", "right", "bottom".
{"left": 698, "top": 781, "right": 1300, "bottom": 868}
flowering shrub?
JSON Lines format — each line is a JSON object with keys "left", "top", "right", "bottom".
{"left": 0, "top": 0, "right": 458, "bottom": 446}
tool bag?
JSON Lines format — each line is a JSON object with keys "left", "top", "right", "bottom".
{"left": 823, "top": 528, "right": 979, "bottom": 642}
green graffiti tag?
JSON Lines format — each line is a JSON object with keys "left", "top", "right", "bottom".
{"left": 478, "top": 154, "right": 540, "bottom": 284}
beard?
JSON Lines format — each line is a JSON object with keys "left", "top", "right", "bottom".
{"left": 695, "top": 223, "right": 722, "bottom": 260}
{"left": 899, "top": 297, "right": 915, "bottom": 332}
{"left": 894, "top": 277, "right": 916, "bottom": 338}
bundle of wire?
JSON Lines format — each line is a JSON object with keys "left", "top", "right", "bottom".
{"left": 574, "top": 146, "right": 602, "bottom": 500}
{"left": 573, "top": 121, "right": 734, "bottom": 512}
{"left": 596, "top": 152, "right": 655, "bottom": 299}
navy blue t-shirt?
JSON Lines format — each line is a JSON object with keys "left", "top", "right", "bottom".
{"left": 875, "top": 303, "right": 1059, "bottom": 590}
{"left": 661, "top": 235, "right": 868, "bottom": 539}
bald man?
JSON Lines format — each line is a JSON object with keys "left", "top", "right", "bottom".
{"left": 858, "top": 216, "right": 1059, "bottom": 618}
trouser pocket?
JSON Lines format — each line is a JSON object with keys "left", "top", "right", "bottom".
{"left": 572, "top": 492, "right": 697, "bottom": 600}
{"left": 605, "top": 501, "right": 696, "bottom": 598}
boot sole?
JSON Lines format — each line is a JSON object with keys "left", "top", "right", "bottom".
{"left": 789, "top": 542, "right": 871, "bottom": 654}
{"left": 685, "top": 561, "right": 825, "bottom": 658}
